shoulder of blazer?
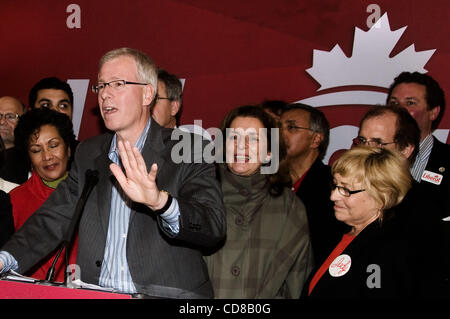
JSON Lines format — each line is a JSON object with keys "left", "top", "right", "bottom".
{"left": 431, "top": 137, "right": 450, "bottom": 158}
{"left": 297, "top": 158, "right": 332, "bottom": 195}
{"left": 309, "top": 158, "right": 332, "bottom": 179}
{"left": 157, "top": 126, "right": 211, "bottom": 164}
{"left": 427, "top": 137, "right": 450, "bottom": 172}
{"left": 160, "top": 126, "right": 204, "bottom": 147}
{"left": 344, "top": 222, "right": 386, "bottom": 255}
{"left": 76, "top": 133, "right": 114, "bottom": 156}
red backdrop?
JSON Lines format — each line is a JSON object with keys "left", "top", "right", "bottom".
{"left": 1, "top": 0, "right": 449, "bottom": 163}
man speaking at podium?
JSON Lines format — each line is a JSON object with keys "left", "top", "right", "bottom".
{"left": 0, "top": 48, "right": 226, "bottom": 298}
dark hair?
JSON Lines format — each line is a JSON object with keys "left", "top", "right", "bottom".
{"left": 282, "top": 103, "right": 330, "bottom": 160}
{"left": 219, "top": 105, "right": 290, "bottom": 196}
{"left": 387, "top": 71, "right": 446, "bottom": 131}
{"left": 28, "top": 77, "right": 74, "bottom": 109}
{"left": 260, "top": 100, "right": 287, "bottom": 117}
{"left": 359, "top": 105, "right": 420, "bottom": 164}
{"left": 157, "top": 69, "right": 183, "bottom": 126}
{"left": 14, "top": 108, "right": 76, "bottom": 169}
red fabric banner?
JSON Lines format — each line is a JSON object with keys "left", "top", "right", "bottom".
{"left": 1, "top": 0, "right": 449, "bottom": 163}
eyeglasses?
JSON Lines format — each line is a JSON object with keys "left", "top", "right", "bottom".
{"left": 156, "top": 95, "right": 171, "bottom": 101}
{"left": 282, "top": 124, "right": 314, "bottom": 132}
{"left": 91, "top": 79, "right": 148, "bottom": 94}
{"left": 331, "top": 183, "right": 365, "bottom": 197}
{"left": 0, "top": 113, "right": 19, "bottom": 122}
{"left": 352, "top": 136, "right": 396, "bottom": 148}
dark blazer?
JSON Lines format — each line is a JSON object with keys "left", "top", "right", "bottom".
{"left": 295, "top": 158, "right": 349, "bottom": 265}
{"left": 418, "top": 137, "right": 450, "bottom": 218}
{"left": 416, "top": 138, "right": 450, "bottom": 297}
{"left": 0, "top": 147, "right": 29, "bottom": 184}
{"left": 306, "top": 221, "right": 415, "bottom": 299}
{"left": 2, "top": 119, "right": 226, "bottom": 298}
{"left": 384, "top": 182, "right": 450, "bottom": 297}
{"left": 0, "top": 190, "right": 13, "bottom": 248}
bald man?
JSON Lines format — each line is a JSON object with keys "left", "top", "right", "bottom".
{"left": 0, "top": 96, "right": 28, "bottom": 184}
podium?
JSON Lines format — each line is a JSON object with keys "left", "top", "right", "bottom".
{"left": 0, "top": 280, "right": 132, "bottom": 299}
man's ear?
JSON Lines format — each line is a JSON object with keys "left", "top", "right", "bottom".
{"left": 170, "top": 100, "right": 181, "bottom": 117}
{"left": 311, "top": 132, "right": 324, "bottom": 149}
{"left": 143, "top": 84, "right": 155, "bottom": 106}
{"left": 401, "top": 144, "right": 415, "bottom": 160}
{"left": 429, "top": 106, "right": 440, "bottom": 122}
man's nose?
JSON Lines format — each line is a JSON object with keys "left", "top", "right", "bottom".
{"left": 99, "top": 84, "right": 114, "bottom": 100}
{"left": 48, "top": 105, "right": 58, "bottom": 112}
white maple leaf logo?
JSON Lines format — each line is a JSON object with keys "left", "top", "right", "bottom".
{"left": 305, "top": 13, "right": 435, "bottom": 91}
{"left": 295, "top": 13, "right": 447, "bottom": 165}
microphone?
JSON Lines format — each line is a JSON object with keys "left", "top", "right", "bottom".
{"left": 45, "top": 169, "right": 99, "bottom": 284}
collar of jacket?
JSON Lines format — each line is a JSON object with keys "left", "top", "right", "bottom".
{"left": 219, "top": 164, "right": 269, "bottom": 222}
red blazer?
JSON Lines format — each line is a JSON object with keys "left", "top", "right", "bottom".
{"left": 10, "top": 171, "right": 78, "bottom": 282}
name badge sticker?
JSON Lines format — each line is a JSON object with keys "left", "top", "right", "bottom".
{"left": 421, "top": 170, "right": 443, "bottom": 185}
{"left": 329, "top": 254, "right": 351, "bottom": 277}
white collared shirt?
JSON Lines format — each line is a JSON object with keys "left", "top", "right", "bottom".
{"left": 99, "top": 118, "right": 180, "bottom": 293}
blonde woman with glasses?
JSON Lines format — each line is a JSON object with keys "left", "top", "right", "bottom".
{"left": 305, "top": 146, "right": 416, "bottom": 298}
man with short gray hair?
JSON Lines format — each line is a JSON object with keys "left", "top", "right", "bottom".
{"left": 0, "top": 48, "right": 225, "bottom": 298}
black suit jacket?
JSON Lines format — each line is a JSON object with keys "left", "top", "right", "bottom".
{"left": 417, "top": 138, "right": 450, "bottom": 297}
{"left": 418, "top": 137, "right": 450, "bottom": 218}
{"left": 384, "top": 182, "right": 450, "bottom": 297}
{"left": 3, "top": 119, "right": 226, "bottom": 298}
{"left": 307, "top": 221, "right": 415, "bottom": 299}
{"left": 0, "top": 147, "right": 29, "bottom": 184}
{"left": 295, "top": 158, "right": 349, "bottom": 265}
{"left": 0, "top": 190, "right": 13, "bottom": 248}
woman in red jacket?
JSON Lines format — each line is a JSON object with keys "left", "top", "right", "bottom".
{"left": 10, "top": 107, "right": 77, "bottom": 282}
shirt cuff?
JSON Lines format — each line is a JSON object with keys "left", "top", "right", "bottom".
{"left": 159, "top": 197, "right": 180, "bottom": 234}
{"left": 0, "top": 251, "right": 19, "bottom": 274}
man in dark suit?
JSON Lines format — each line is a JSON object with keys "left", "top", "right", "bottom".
{"left": 0, "top": 48, "right": 226, "bottom": 298}
{"left": 281, "top": 103, "right": 348, "bottom": 265}
{"left": 387, "top": 71, "right": 450, "bottom": 217}
{"left": 387, "top": 74, "right": 450, "bottom": 295}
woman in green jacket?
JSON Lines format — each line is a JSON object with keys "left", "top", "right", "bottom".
{"left": 205, "top": 105, "right": 314, "bottom": 298}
